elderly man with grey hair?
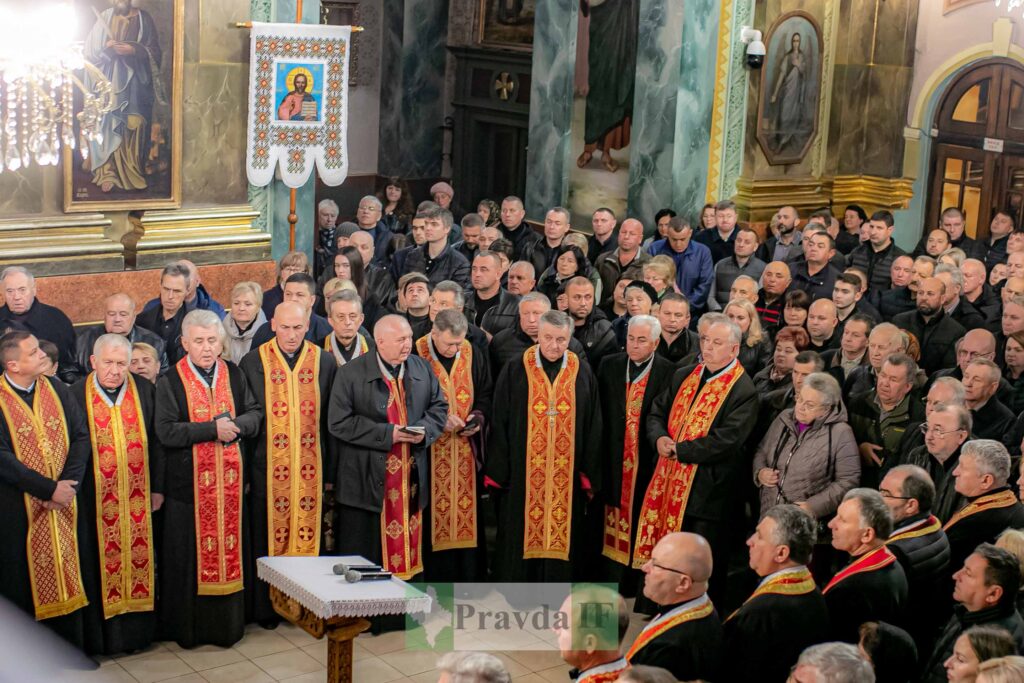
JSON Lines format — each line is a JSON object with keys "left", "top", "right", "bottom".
{"left": 354, "top": 194, "right": 393, "bottom": 267}
{"left": 790, "top": 642, "right": 875, "bottom": 683}
{"left": 485, "top": 308, "right": 602, "bottom": 583}
{"left": 488, "top": 291, "right": 588, "bottom": 379}
{"left": 824, "top": 488, "right": 908, "bottom": 643}
{"left": 154, "top": 309, "right": 262, "bottom": 648}
{"left": 0, "top": 265, "right": 80, "bottom": 383}
{"left": 436, "top": 652, "right": 511, "bottom": 683}
{"left": 947, "top": 439, "right": 1024, "bottom": 572}
{"left": 71, "top": 333, "right": 163, "bottom": 654}
{"left": 596, "top": 313, "right": 676, "bottom": 587}
{"left": 634, "top": 311, "right": 758, "bottom": 606}
{"left": 76, "top": 292, "right": 168, "bottom": 380}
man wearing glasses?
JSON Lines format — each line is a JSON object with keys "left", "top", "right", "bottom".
{"left": 879, "top": 465, "right": 951, "bottom": 653}
{"left": 354, "top": 195, "right": 393, "bottom": 267}
{"left": 625, "top": 532, "right": 722, "bottom": 682}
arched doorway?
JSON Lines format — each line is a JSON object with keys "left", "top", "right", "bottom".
{"left": 927, "top": 58, "right": 1024, "bottom": 238}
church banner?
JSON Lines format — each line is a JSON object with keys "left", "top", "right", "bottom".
{"left": 246, "top": 22, "right": 351, "bottom": 188}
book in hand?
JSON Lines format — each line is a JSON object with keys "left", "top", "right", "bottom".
{"left": 399, "top": 425, "right": 426, "bottom": 435}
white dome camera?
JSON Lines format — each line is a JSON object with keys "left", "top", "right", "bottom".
{"left": 740, "top": 26, "right": 765, "bottom": 69}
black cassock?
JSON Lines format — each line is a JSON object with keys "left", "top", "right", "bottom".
{"left": 421, "top": 341, "right": 493, "bottom": 583}
{"left": 484, "top": 350, "right": 602, "bottom": 582}
{"left": 0, "top": 377, "right": 90, "bottom": 648}
{"left": 596, "top": 352, "right": 675, "bottom": 593}
{"left": 239, "top": 341, "right": 335, "bottom": 624}
{"left": 154, "top": 361, "right": 262, "bottom": 648}
{"left": 71, "top": 374, "right": 163, "bottom": 656}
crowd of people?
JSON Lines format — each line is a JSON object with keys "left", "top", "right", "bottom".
{"left": 4, "top": 175, "right": 1024, "bottom": 682}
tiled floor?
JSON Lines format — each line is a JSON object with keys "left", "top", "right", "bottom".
{"left": 59, "top": 607, "right": 649, "bottom": 683}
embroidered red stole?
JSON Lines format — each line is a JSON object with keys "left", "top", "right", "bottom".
{"left": 380, "top": 365, "right": 423, "bottom": 579}
{"left": 888, "top": 515, "right": 942, "bottom": 544}
{"left": 0, "top": 376, "right": 87, "bottom": 619}
{"left": 260, "top": 342, "right": 322, "bottom": 557}
{"left": 603, "top": 365, "right": 651, "bottom": 566}
{"left": 86, "top": 374, "right": 155, "bottom": 619}
{"left": 823, "top": 546, "right": 896, "bottom": 594}
{"left": 625, "top": 597, "right": 714, "bottom": 661}
{"left": 523, "top": 348, "right": 580, "bottom": 561}
{"left": 944, "top": 490, "right": 1020, "bottom": 531}
{"left": 176, "top": 359, "right": 243, "bottom": 595}
{"left": 323, "top": 333, "right": 369, "bottom": 366}
{"left": 632, "top": 362, "right": 744, "bottom": 568}
{"left": 416, "top": 336, "right": 477, "bottom": 551}
{"left": 725, "top": 566, "right": 815, "bottom": 622}
{"left": 577, "top": 659, "right": 630, "bottom": 682}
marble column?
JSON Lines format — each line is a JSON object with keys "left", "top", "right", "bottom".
{"left": 627, "top": 0, "right": 686, "bottom": 227}
{"left": 670, "top": 0, "right": 722, "bottom": 221}
{"left": 524, "top": 0, "right": 578, "bottom": 220}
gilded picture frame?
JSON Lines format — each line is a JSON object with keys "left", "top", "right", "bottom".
{"left": 477, "top": 0, "right": 535, "bottom": 51}
{"left": 63, "top": 0, "right": 184, "bottom": 212}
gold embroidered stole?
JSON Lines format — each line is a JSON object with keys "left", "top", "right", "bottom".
{"left": 86, "top": 374, "right": 154, "bottom": 618}
{"left": 323, "top": 333, "right": 368, "bottom": 366}
{"left": 416, "top": 336, "right": 477, "bottom": 551}
{"left": 603, "top": 363, "right": 651, "bottom": 566}
{"left": 577, "top": 659, "right": 630, "bottom": 683}
{"left": 823, "top": 546, "right": 896, "bottom": 594}
{"left": 0, "top": 376, "right": 87, "bottom": 619}
{"left": 381, "top": 365, "right": 423, "bottom": 579}
{"left": 176, "top": 359, "right": 243, "bottom": 595}
{"left": 632, "top": 362, "right": 744, "bottom": 568}
{"left": 944, "top": 490, "right": 1020, "bottom": 531}
{"left": 626, "top": 596, "right": 714, "bottom": 661}
{"left": 725, "top": 566, "right": 815, "bottom": 622}
{"left": 887, "top": 515, "right": 942, "bottom": 544}
{"left": 260, "top": 342, "right": 322, "bottom": 556}
{"left": 522, "top": 347, "right": 580, "bottom": 561}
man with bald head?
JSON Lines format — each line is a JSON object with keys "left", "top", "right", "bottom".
{"left": 893, "top": 276, "right": 965, "bottom": 374}
{"left": 240, "top": 303, "right": 335, "bottom": 625}
{"left": 625, "top": 532, "right": 722, "bottom": 681}
{"left": 76, "top": 292, "right": 168, "bottom": 378}
{"left": 961, "top": 258, "right": 1000, "bottom": 321}
{"left": 350, "top": 229, "right": 398, "bottom": 313}
{"left": 755, "top": 260, "right": 792, "bottom": 332}
{"left": 880, "top": 254, "right": 935, "bottom": 320}
{"left": 485, "top": 310, "right": 602, "bottom": 582}
{"left": 328, "top": 314, "right": 447, "bottom": 580}
{"left": 806, "top": 299, "right": 839, "bottom": 351}
{"left": 596, "top": 218, "right": 651, "bottom": 307}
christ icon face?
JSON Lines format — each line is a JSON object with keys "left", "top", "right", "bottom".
{"left": 294, "top": 74, "right": 308, "bottom": 93}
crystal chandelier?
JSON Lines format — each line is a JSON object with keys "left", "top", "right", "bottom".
{"left": 0, "top": 4, "right": 115, "bottom": 171}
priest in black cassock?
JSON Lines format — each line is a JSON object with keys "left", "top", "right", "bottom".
{"left": 723, "top": 504, "right": 829, "bottom": 682}
{"left": 484, "top": 309, "right": 602, "bottom": 582}
{"left": 327, "top": 315, "right": 447, "bottom": 580}
{"left": 416, "top": 309, "right": 492, "bottom": 582}
{"left": 0, "top": 331, "right": 90, "bottom": 648}
{"left": 239, "top": 303, "right": 335, "bottom": 625}
{"left": 73, "top": 334, "right": 162, "bottom": 655}
{"left": 597, "top": 314, "right": 674, "bottom": 594}
{"left": 155, "top": 310, "right": 262, "bottom": 648}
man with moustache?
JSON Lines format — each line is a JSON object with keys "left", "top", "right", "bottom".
{"left": 892, "top": 276, "right": 965, "bottom": 374}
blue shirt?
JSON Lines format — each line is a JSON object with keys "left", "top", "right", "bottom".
{"left": 646, "top": 238, "right": 714, "bottom": 309}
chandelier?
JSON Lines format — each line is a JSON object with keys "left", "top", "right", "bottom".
{"left": 0, "top": 4, "right": 115, "bottom": 171}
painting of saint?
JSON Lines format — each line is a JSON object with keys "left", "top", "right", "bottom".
{"left": 756, "top": 12, "right": 822, "bottom": 166}
{"left": 65, "top": 0, "right": 183, "bottom": 212}
{"left": 275, "top": 65, "right": 322, "bottom": 123}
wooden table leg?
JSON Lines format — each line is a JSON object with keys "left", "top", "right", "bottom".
{"left": 326, "top": 617, "right": 371, "bottom": 683}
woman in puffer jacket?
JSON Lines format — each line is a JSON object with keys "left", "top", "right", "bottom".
{"left": 754, "top": 372, "right": 861, "bottom": 521}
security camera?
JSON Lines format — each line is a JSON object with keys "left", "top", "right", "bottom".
{"left": 740, "top": 26, "right": 765, "bottom": 70}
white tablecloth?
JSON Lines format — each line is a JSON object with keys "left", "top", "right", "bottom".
{"left": 257, "top": 556, "right": 432, "bottom": 620}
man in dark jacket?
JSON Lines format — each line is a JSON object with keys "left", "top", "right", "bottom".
{"left": 695, "top": 200, "right": 739, "bottom": 265}
{"left": 350, "top": 230, "right": 397, "bottom": 313}
{"left": 789, "top": 231, "right": 841, "bottom": 301}
{"left": 399, "top": 205, "right": 471, "bottom": 290}
{"left": 921, "top": 544, "right": 1024, "bottom": 682}
{"left": 354, "top": 195, "right": 394, "bottom": 268}
{"left": 595, "top": 219, "right": 650, "bottom": 307}
{"left": 935, "top": 265, "right": 987, "bottom": 330}
{"left": 963, "top": 359, "right": 1016, "bottom": 444}
{"left": 892, "top": 277, "right": 965, "bottom": 374}
{"left": 463, "top": 251, "right": 519, "bottom": 336}
{"left": 655, "top": 293, "right": 698, "bottom": 364}
{"left": 76, "top": 293, "right": 168, "bottom": 379}
{"left": 879, "top": 465, "right": 951, "bottom": 655}
{"left": 565, "top": 277, "right": 617, "bottom": 368}
{"left": 489, "top": 292, "right": 588, "bottom": 379}
{"left": 911, "top": 208, "right": 988, "bottom": 261}
{"left": 498, "top": 196, "right": 542, "bottom": 261}
{"left": 136, "top": 264, "right": 191, "bottom": 367}
{"left": 327, "top": 315, "right": 448, "bottom": 579}
{"left": 846, "top": 210, "right": 906, "bottom": 296}
{"left": 0, "top": 266, "right": 81, "bottom": 384}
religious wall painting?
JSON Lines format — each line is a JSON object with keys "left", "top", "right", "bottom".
{"left": 477, "top": 0, "right": 536, "bottom": 50}
{"left": 63, "top": 0, "right": 184, "bottom": 212}
{"left": 567, "top": 0, "right": 639, "bottom": 226}
{"left": 756, "top": 11, "right": 823, "bottom": 166}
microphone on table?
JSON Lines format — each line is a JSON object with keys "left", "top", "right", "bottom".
{"left": 344, "top": 569, "right": 393, "bottom": 583}
{"left": 332, "top": 563, "right": 382, "bottom": 575}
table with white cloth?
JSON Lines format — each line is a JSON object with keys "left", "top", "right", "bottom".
{"left": 257, "top": 556, "right": 432, "bottom": 683}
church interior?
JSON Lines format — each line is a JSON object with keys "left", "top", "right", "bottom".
{"left": 2, "top": 0, "right": 1024, "bottom": 682}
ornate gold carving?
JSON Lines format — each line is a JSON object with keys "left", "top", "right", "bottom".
{"left": 733, "top": 174, "right": 913, "bottom": 222}
{"left": 705, "top": 0, "right": 735, "bottom": 202}
{"left": 127, "top": 204, "right": 271, "bottom": 269}
{"left": 0, "top": 214, "right": 123, "bottom": 276}
{"left": 831, "top": 175, "right": 915, "bottom": 210}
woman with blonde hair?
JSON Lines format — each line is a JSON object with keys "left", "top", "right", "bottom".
{"left": 724, "top": 298, "right": 772, "bottom": 375}
{"left": 977, "top": 656, "right": 1024, "bottom": 683}
{"left": 642, "top": 255, "right": 676, "bottom": 301}
{"left": 224, "top": 281, "right": 266, "bottom": 363}
{"left": 996, "top": 528, "right": 1024, "bottom": 615}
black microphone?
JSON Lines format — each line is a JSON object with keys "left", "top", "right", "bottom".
{"left": 332, "top": 563, "right": 382, "bottom": 575}
{"left": 343, "top": 569, "right": 393, "bottom": 583}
